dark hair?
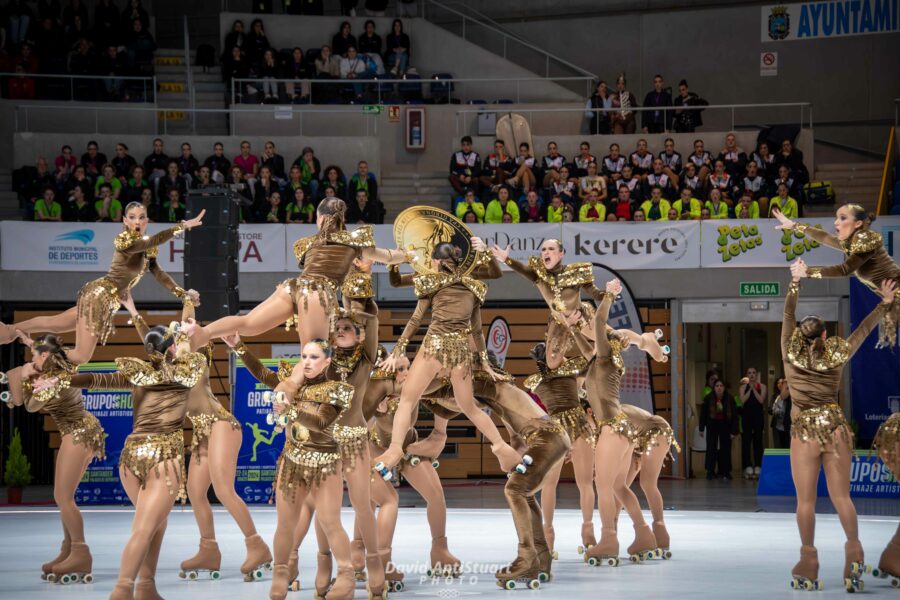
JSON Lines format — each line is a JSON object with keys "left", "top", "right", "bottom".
{"left": 365, "top": 19, "right": 375, "bottom": 29}
{"left": 62, "top": 145, "right": 72, "bottom": 152}
{"left": 841, "top": 204, "right": 876, "bottom": 226}
{"left": 117, "top": 143, "right": 129, "bottom": 151}
{"left": 461, "top": 136, "right": 472, "bottom": 144}
{"left": 520, "top": 142, "right": 530, "bottom": 150}
{"left": 432, "top": 243, "right": 462, "bottom": 272}
{"left": 679, "top": 79, "right": 688, "bottom": 87}
{"left": 306, "top": 338, "right": 334, "bottom": 358}
{"left": 315, "top": 197, "right": 347, "bottom": 243}
{"left": 34, "top": 334, "right": 72, "bottom": 370}
{"left": 494, "top": 139, "right": 505, "bottom": 146}
{"left": 798, "top": 316, "right": 827, "bottom": 362}
{"left": 251, "top": 18, "right": 264, "bottom": 31}
{"left": 340, "top": 20, "right": 351, "bottom": 33}
{"left": 87, "top": 140, "right": 98, "bottom": 148}
{"left": 392, "top": 19, "right": 403, "bottom": 32}
{"left": 144, "top": 325, "right": 175, "bottom": 355}
{"left": 529, "top": 342, "right": 547, "bottom": 367}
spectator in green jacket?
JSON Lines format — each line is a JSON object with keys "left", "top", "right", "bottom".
{"left": 455, "top": 188, "right": 485, "bottom": 222}
{"left": 578, "top": 189, "right": 606, "bottom": 222}
{"left": 35, "top": 187, "right": 62, "bottom": 221}
{"left": 768, "top": 183, "right": 798, "bottom": 218}
{"left": 705, "top": 188, "right": 729, "bottom": 219}
{"left": 485, "top": 186, "right": 520, "bottom": 223}
{"left": 640, "top": 187, "right": 671, "bottom": 221}
{"left": 672, "top": 187, "right": 703, "bottom": 219}
{"left": 736, "top": 192, "right": 760, "bottom": 219}
{"left": 546, "top": 194, "right": 565, "bottom": 223}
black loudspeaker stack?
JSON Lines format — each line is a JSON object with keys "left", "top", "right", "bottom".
{"left": 184, "top": 188, "right": 241, "bottom": 321}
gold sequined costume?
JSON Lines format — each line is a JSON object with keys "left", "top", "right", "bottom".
{"left": 873, "top": 413, "right": 900, "bottom": 474}
{"left": 524, "top": 355, "right": 594, "bottom": 445}
{"left": 620, "top": 404, "right": 680, "bottom": 459}
{"left": 504, "top": 255, "right": 606, "bottom": 315}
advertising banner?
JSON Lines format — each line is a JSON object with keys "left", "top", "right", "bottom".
{"left": 761, "top": 1, "right": 900, "bottom": 42}
{"left": 563, "top": 220, "right": 700, "bottom": 270}
{"left": 757, "top": 449, "right": 900, "bottom": 498}
{"left": 700, "top": 217, "right": 836, "bottom": 267}
{"left": 486, "top": 317, "right": 511, "bottom": 367}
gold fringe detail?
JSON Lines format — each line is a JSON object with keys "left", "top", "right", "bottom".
{"left": 549, "top": 406, "right": 594, "bottom": 446}
{"left": 523, "top": 356, "right": 587, "bottom": 392}
{"left": 412, "top": 272, "right": 487, "bottom": 303}
{"left": 120, "top": 431, "right": 186, "bottom": 502}
{"left": 59, "top": 413, "right": 106, "bottom": 461}
{"left": 114, "top": 229, "right": 143, "bottom": 251}
{"left": 633, "top": 424, "right": 680, "bottom": 460}
{"left": 286, "top": 275, "right": 339, "bottom": 334}
{"left": 32, "top": 371, "right": 73, "bottom": 404}
{"left": 76, "top": 277, "right": 121, "bottom": 345}
{"left": 115, "top": 352, "right": 207, "bottom": 388}
{"left": 873, "top": 413, "right": 900, "bottom": 474}
{"left": 332, "top": 346, "right": 365, "bottom": 382}
{"left": 876, "top": 298, "right": 899, "bottom": 350}
{"left": 188, "top": 407, "right": 241, "bottom": 457}
{"left": 522, "top": 420, "right": 567, "bottom": 447}
{"left": 842, "top": 229, "right": 883, "bottom": 254}
{"left": 786, "top": 331, "right": 851, "bottom": 371}
{"left": 333, "top": 425, "right": 369, "bottom": 471}
{"left": 342, "top": 272, "right": 374, "bottom": 300}
{"left": 529, "top": 256, "right": 594, "bottom": 288}
{"left": 292, "top": 226, "right": 376, "bottom": 265}
{"left": 791, "top": 404, "right": 853, "bottom": 452}
{"left": 596, "top": 412, "right": 639, "bottom": 444}
{"left": 276, "top": 447, "right": 341, "bottom": 498}
{"left": 422, "top": 329, "right": 471, "bottom": 369}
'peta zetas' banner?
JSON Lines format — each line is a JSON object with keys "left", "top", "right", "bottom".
{"left": 761, "top": 1, "right": 900, "bottom": 42}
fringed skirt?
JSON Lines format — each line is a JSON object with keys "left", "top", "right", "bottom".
{"left": 187, "top": 403, "right": 241, "bottom": 458}
{"left": 876, "top": 297, "right": 900, "bottom": 350}
{"left": 549, "top": 405, "right": 595, "bottom": 447}
{"left": 75, "top": 277, "right": 121, "bottom": 345}
{"left": 421, "top": 328, "right": 471, "bottom": 370}
{"left": 275, "top": 440, "right": 341, "bottom": 499}
{"left": 633, "top": 423, "right": 681, "bottom": 461}
{"left": 58, "top": 412, "right": 106, "bottom": 461}
{"left": 791, "top": 403, "right": 853, "bottom": 453}
{"left": 333, "top": 424, "right": 370, "bottom": 472}
{"left": 283, "top": 275, "right": 339, "bottom": 332}
{"left": 119, "top": 431, "right": 186, "bottom": 502}
{"left": 873, "top": 412, "right": 900, "bottom": 473}
{"left": 595, "top": 411, "right": 639, "bottom": 445}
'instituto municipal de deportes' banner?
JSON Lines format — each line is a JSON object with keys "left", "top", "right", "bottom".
{"left": 762, "top": 1, "right": 900, "bottom": 42}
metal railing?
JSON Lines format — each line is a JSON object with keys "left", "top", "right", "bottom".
{"left": 0, "top": 72, "right": 156, "bottom": 103}
{"left": 183, "top": 16, "right": 196, "bottom": 134}
{"left": 876, "top": 126, "right": 896, "bottom": 215}
{"left": 229, "top": 75, "right": 593, "bottom": 106}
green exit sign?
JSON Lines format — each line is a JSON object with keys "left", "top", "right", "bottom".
{"left": 740, "top": 282, "right": 780, "bottom": 297}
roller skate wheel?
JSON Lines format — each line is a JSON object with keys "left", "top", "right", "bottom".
{"left": 654, "top": 329, "right": 664, "bottom": 340}
{"left": 609, "top": 558, "right": 619, "bottom": 567}
{"left": 189, "top": 570, "right": 199, "bottom": 580}
{"left": 661, "top": 345, "right": 671, "bottom": 355}
{"left": 577, "top": 545, "right": 585, "bottom": 555}
{"left": 431, "top": 460, "right": 440, "bottom": 468}
{"left": 504, "top": 580, "right": 516, "bottom": 590}
{"left": 253, "top": 568, "right": 264, "bottom": 580}
{"left": 0, "top": 391, "right": 10, "bottom": 403}
{"left": 426, "top": 568, "right": 434, "bottom": 578}
{"left": 538, "top": 571, "right": 549, "bottom": 583}
{"left": 528, "top": 579, "right": 540, "bottom": 590}
{"left": 409, "top": 456, "right": 420, "bottom": 466}
{"left": 46, "top": 573, "right": 58, "bottom": 583}
{"left": 83, "top": 574, "right": 93, "bottom": 584}
{"left": 850, "top": 562, "right": 865, "bottom": 576}
{"left": 266, "top": 413, "right": 275, "bottom": 425}
{"left": 262, "top": 391, "right": 273, "bottom": 403}
{"left": 551, "top": 551, "right": 559, "bottom": 560}
{"left": 522, "top": 454, "right": 533, "bottom": 466}
{"left": 890, "top": 577, "right": 898, "bottom": 588}
{"left": 663, "top": 550, "right": 672, "bottom": 560}
{"left": 790, "top": 578, "right": 800, "bottom": 590}
{"left": 630, "top": 555, "right": 640, "bottom": 563}
{"left": 0, "top": 371, "right": 8, "bottom": 383}
{"left": 390, "top": 580, "right": 404, "bottom": 592}
{"left": 587, "top": 557, "right": 598, "bottom": 567}
{"left": 210, "top": 571, "right": 220, "bottom": 580}
{"left": 40, "top": 573, "right": 48, "bottom": 581}
{"left": 514, "top": 463, "right": 527, "bottom": 474}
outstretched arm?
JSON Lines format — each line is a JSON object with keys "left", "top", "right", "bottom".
{"left": 790, "top": 221, "right": 842, "bottom": 251}
{"left": 230, "top": 340, "right": 280, "bottom": 389}
{"left": 593, "top": 280, "right": 620, "bottom": 357}
{"left": 148, "top": 258, "right": 185, "bottom": 299}
{"left": 360, "top": 298, "right": 380, "bottom": 363}
{"left": 782, "top": 270, "right": 800, "bottom": 354}
{"left": 490, "top": 245, "right": 538, "bottom": 282}
{"left": 388, "top": 264, "right": 415, "bottom": 288}
{"left": 361, "top": 246, "right": 409, "bottom": 265}
{"left": 807, "top": 252, "right": 872, "bottom": 279}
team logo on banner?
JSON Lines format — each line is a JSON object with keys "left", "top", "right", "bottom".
{"left": 768, "top": 5, "right": 791, "bottom": 40}
{"left": 49, "top": 228, "right": 100, "bottom": 266}
{"left": 487, "top": 317, "right": 511, "bottom": 367}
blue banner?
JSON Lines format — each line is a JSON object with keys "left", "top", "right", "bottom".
{"left": 757, "top": 449, "right": 900, "bottom": 498}
{"left": 849, "top": 279, "right": 900, "bottom": 440}
{"left": 75, "top": 362, "right": 132, "bottom": 505}
{"left": 232, "top": 358, "right": 296, "bottom": 504}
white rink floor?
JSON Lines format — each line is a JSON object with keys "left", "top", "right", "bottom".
{"left": 0, "top": 506, "right": 897, "bottom": 599}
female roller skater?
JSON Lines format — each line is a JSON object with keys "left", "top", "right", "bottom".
{"left": 183, "top": 198, "right": 407, "bottom": 348}
{"left": 0, "top": 202, "right": 205, "bottom": 364}
{"left": 781, "top": 265, "right": 895, "bottom": 591}
{"left": 871, "top": 413, "right": 900, "bottom": 587}
{"left": 120, "top": 293, "right": 272, "bottom": 584}
{"left": 2, "top": 334, "right": 105, "bottom": 585}
{"left": 773, "top": 204, "right": 900, "bottom": 348}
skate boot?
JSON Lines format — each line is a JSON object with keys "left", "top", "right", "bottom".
{"left": 313, "top": 551, "right": 334, "bottom": 600}
{"left": 652, "top": 520, "right": 672, "bottom": 559}
{"left": 52, "top": 541, "right": 93, "bottom": 584}
{"left": 351, "top": 539, "right": 367, "bottom": 582}
{"left": 42, "top": 538, "right": 71, "bottom": 581}
{"left": 326, "top": 566, "right": 355, "bottom": 600}
{"left": 495, "top": 556, "right": 541, "bottom": 590}
{"left": 790, "top": 545, "right": 823, "bottom": 590}
{"left": 428, "top": 535, "right": 461, "bottom": 577}
{"left": 269, "top": 564, "right": 290, "bottom": 600}
{"left": 627, "top": 523, "right": 659, "bottom": 562}
{"left": 577, "top": 522, "right": 596, "bottom": 555}
{"left": 639, "top": 331, "right": 669, "bottom": 363}
{"left": 543, "top": 525, "right": 558, "bottom": 560}
{"left": 871, "top": 539, "right": 900, "bottom": 588}
{"left": 134, "top": 578, "right": 164, "bottom": 600}
{"left": 241, "top": 534, "right": 273, "bottom": 582}
{"left": 585, "top": 528, "right": 620, "bottom": 567}
{"left": 108, "top": 578, "right": 135, "bottom": 600}
{"left": 179, "top": 537, "right": 222, "bottom": 580}
{"left": 843, "top": 539, "right": 866, "bottom": 592}
{"left": 743, "top": 466, "right": 754, "bottom": 480}
{"left": 536, "top": 547, "right": 553, "bottom": 583}
{"left": 381, "top": 548, "right": 404, "bottom": 592}
{"left": 288, "top": 549, "right": 300, "bottom": 592}
{"left": 366, "top": 554, "right": 388, "bottom": 599}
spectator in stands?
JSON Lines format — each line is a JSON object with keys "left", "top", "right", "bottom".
{"left": 644, "top": 158, "right": 674, "bottom": 200}
{"left": 614, "top": 165, "right": 643, "bottom": 204}
{"left": 769, "top": 376, "right": 792, "bottom": 449}
{"left": 485, "top": 186, "right": 519, "bottom": 224}
{"left": 7, "top": 65, "right": 36, "bottom": 99}
{"left": 223, "top": 46, "right": 250, "bottom": 103}
{"left": 62, "top": 0, "right": 88, "bottom": 31}
{"left": 125, "top": 18, "right": 156, "bottom": 73}
{"left": 602, "top": 143, "right": 625, "bottom": 183}
{"left": 94, "top": 0, "right": 120, "bottom": 50}
{"left": 775, "top": 138, "right": 808, "bottom": 184}
{"left": 64, "top": 183, "right": 96, "bottom": 222}
{"left": 283, "top": 47, "right": 310, "bottom": 102}
{"left": 69, "top": 38, "right": 95, "bottom": 100}
{"left": 285, "top": 187, "right": 314, "bottom": 224}
{"left": 461, "top": 210, "right": 478, "bottom": 224}
{"left": 701, "top": 379, "right": 738, "bottom": 480}
{"left": 672, "top": 187, "right": 702, "bottom": 220}
{"left": 95, "top": 182, "right": 121, "bottom": 222}
{"left": 752, "top": 141, "right": 777, "bottom": 180}
{"left": 260, "top": 141, "right": 286, "bottom": 184}
{"left": 65, "top": 16, "right": 90, "bottom": 53}
{"left": 508, "top": 142, "right": 536, "bottom": 192}
{"left": 194, "top": 165, "right": 213, "bottom": 188}
{"left": 579, "top": 190, "right": 605, "bottom": 222}
{"left": 55, "top": 145, "right": 77, "bottom": 185}
{"left": 540, "top": 141, "right": 566, "bottom": 188}
{"left": 630, "top": 138, "right": 653, "bottom": 178}
{"left": 454, "top": 188, "right": 484, "bottom": 222}
{"left": 742, "top": 161, "right": 769, "bottom": 216}
{"left": 332, "top": 21, "right": 357, "bottom": 58}
{"left": 19, "top": 157, "right": 54, "bottom": 219}
{"left": 479, "top": 139, "right": 514, "bottom": 192}
{"left": 139, "top": 187, "right": 154, "bottom": 219}
{"left": 769, "top": 182, "right": 799, "bottom": 218}
{"left": 348, "top": 188, "right": 382, "bottom": 223}
{"left": 293, "top": 146, "right": 321, "bottom": 198}
{"left": 340, "top": 45, "right": 368, "bottom": 100}
{"left": 348, "top": 160, "right": 377, "bottom": 202}
{"left": 79, "top": 141, "right": 106, "bottom": 180}
{"left": 7, "top": 1, "right": 33, "bottom": 47}
{"left": 234, "top": 140, "right": 260, "bottom": 190}
{"left": 385, "top": 19, "right": 410, "bottom": 76}
{"left": 546, "top": 194, "right": 565, "bottom": 223}
{"left": 257, "top": 48, "right": 280, "bottom": 102}
{"left": 162, "top": 188, "right": 185, "bottom": 222}
{"left": 520, "top": 189, "right": 544, "bottom": 223}
{"left": 667, "top": 207, "right": 680, "bottom": 220}
{"left": 718, "top": 133, "right": 747, "bottom": 180}
{"left": 227, "top": 165, "right": 252, "bottom": 206}
{"left": 633, "top": 208, "right": 646, "bottom": 222}
{"left": 551, "top": 165, "right": 577, "bottom": 207}
{"left": 687, "top": 139, "right": 713, "bottom": 183}
{"left": 707, "top": 159, "right": 735, "bottom": 205}
{"left": 12, "top": 41, "right": 38, "bottom": 74}
{"left": 571, "top": 141, "right": 596, "bottom": 178}
{"left": 321, "top": 185, "right": 339, "bottom": 203}
{"left": 673, "top": 79, "right": 707, "bottom": 133}
{"left": 681, "top": 162, "right": 702, "bottom": 198}
{"left": 264, "top": 190, "right": 284, "bottom": 223}
{"left": 700, "top": 207, "right": 711, "bottom": 220}
{"left": 314, "top": 45, "right": 340, "bottom": 79}
{"left": 705, "top": 188, "right": 728, "bottom": 219}
{"left": 579, "top": 161, "right": 606, "bottom": 204}
{"left": 562, "top": 205, "right": 575, "bottom": 222}
{"left": 641, "top": 187, "right": 671, "bottom": 221}
{"left": 222, "top": 19, "right": 245, "bottom": 62}
{"left": 359, "top": 19, "right": 382, "bottom": 54}
{"left": 124, "top": 164, "right": 148, "bottom": 203}
{"left": 245, "top": 18, "right": 270, "bottom": 67}
{"left": 448, "top": 135, "right": 480, "bottom": 195}
{"left": 112, "top": 144, "right": 136, "bottom": 182}
{"left": 736, "top": 192, "right": 760, "bottom": 219}
{"left": 320, "top": 165, "right": 347, "bottom": 201}
{"left": 286, "top": 165, "right": 304, "bottom": 196}
{"left": 157, "top": 160, "right": 187, "bottom": 206}
{"left": 94, "top": 164, "right": 121, "bottom": 199}
{"left": 771, "top": 164, "right": 800, "bottom": 200}
{"left": 253, "top": 165, "right": 279, "bottom": 218}
{"left": 612, "top": 185, "right": 634, "bottom": 221}
{"left": 122, "top": 0, "right": 149, "bottom": 32}
{"left": 642, "top": 74, "right": 672, "bottom": 133}
{"left": 203, "top": 142, "right": 231, "bottom": 184}
{"left": 64, "top": 164, "right": 91, "bottom": 200}
{"left": 659, "top": 137, "right": 682, "bottom": 187}
{"left": 34, "top": 186, "right": 62, "bottom": 221}
{"left": 586, "top": 80, "right": 613, "bottom": 135}
{"left": 177, "top": 143, "right": 200, "bottom": 185}
{"left": 143, "top": 138, "right": 169, "bottom": 190}
{"left": 611, "top": 74, "right": 638, "bottom": 134}
{"left": 606, "top": 213, "right": 618, "bottom": 222}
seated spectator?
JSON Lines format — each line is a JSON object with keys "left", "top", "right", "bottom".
{"left": 385, "top": 19, "right": 410, "bottom": 76}
{"left": 546, "top": 194, "right": 565, "bottom": 223}
{"left": 332, "top": 21, "right": 357, "bottom": 58}
{"left": 614, "top": 165, "right": 643, "bottom": 203}
{"left": 81, "top": 141, "right": 107, "bottom": 179}
{"left": 508, "top": 142, "right": 536, "bottom": 192}
{"left": 55, "top": 145, "right": 77, "bottom": 185}
{"left": 223, "top": 46, "right": 250, "bottom": 103}
{"left": 672, "top": 187, "right": 703, "bottom": 220}
{"left": 612, "top": 186, "right": 634, "bottom": 221}
{"left": 13, "top": 42, "right": 39, "bottom": 74}
{"left": 718, "top": 133, "right": 747, "bottom": 180}
{"left": 253, "top": 165, "right": 279, "bottom": 216}
{"left": 630, "top": 139, "right": 653, "bottom": 178}
{"left": 579, "top": 190, "right": 606, "bottom": 222}
{"left": 69, "top": 39, "right": 96, "bottom": 98}
{"left": 320, "top": 165, "right": 347, "bottom": 201}
{"left": 203, "top": 142, "right": 231, "bottom": 184}
{"left": 705, "top": 188, "right": 729, "bottom": 219}
{"left": 579, "top": 161, "right": 606, "bottom": 204}
{"left": 606, "top": 213, "right": 618, "bottom": 222}
{"left": 611, "top": 74, "right": 638, "bottom": 135}
{"left": 700, "top": 207, "right": 711, "bottom": 220}
{"left": 157, "top": 161, "right": 187, "bottom": 206}
{"left": 644, "top": 158, "right": 675, "bottom": 200}
{"left": 602, "top": 143, "right": 626, "bottom": 183}
{"left": 359, "top": 20, "right": 383, "bottom": 55}
{"left": 227, "top": 166, "right": 253, "bottom": 210}
{"left": 480, "top": 139, "right": 514, "bottom": 192}
{"left": 283, "top": 47, "right": 310, "bottom": 102}
{"left": 769, "top": 183, "right": 799, "bottom": 218}
{"left": 461, "top": 210, "right": 478, "bottom": 224}
{"left": 633, "top": 208, "right": 646, "bottom": 222}
{"left": 540, "top": 141, "right": 566, "bottom": 188}
{"left": 34, "top": 186, "right": 62, "bottom": 221}
{"left": 95, "top": 183, "right": 122, "bottom": 222}
{"left": 19, "top": 156, "right": 54, "bottom": 219}
{"left": 320, "top": 185, "right": 340, "bottom": 204}
{"left": 550, "top": 165, "right": 577, "bottom": 207}
{"left": 347, "top": 189, "right": 383, "bottom": 224}
{"left": 681, "top": 162, "right": 702, "bottom": 198}
{"left": 640, "top": 187, "right": 671, "bottom": 221}
{"left": 64, "top": 183, "right": 96, "bottom": 222}
{"left": 686, "top": 139, "right": 713, "bottom": 182}
{"left": 314, "top": 45, "right": 340, "bottom": 79}
{"left": 34, "top": 18, "right": 63, "bottom": 69}
{"left": 64, "top": 165, "right": 92, "bottom": 201}
{"left": 94, "top": 164, "right": 122, "bottom": 199}
{"left": 448, "top": 135, "right": 480, "bottom": 195}
{"left": 257, "top": 48, "right": 280, "bottom": 102}
{"left": 162, "top": 189, "right": 186, "bottom": 223}
{"left": 348, "top": 160, "right": 378, "bottom": 202}
{"left": 124, "top": 165, "right": 148, "bottom": 204}
{"left": 562, "top": 205, "right": 576, "bottom": 222}
{"left": 194, "top": 165, "right": 213, "bottom": 188}
{"left": 659, "top": 137, "right": 683, "bottom": 187}
{"left": 143, "top": 138, "right": 169, "bottom": 190}
{"left": 233, "top": 141, "right": 260, "bottom": 189}
{"left": 246, "top": 18, "right": 270, "bottom": 67}
{"left": 485, "top": 186, "right": 519, "bottom": 224}
{"left": 775, "top": 138, "right": 808, "bottom": 184}
{"left": 741, "top": 161, "right": 769, "bottom": 215}
{"left": 7, "top": 65, "right": 36, "bottom": 99}
{"left": 293, "top": 146, "right": 321, "bottom": 197}
{"left": 642, "top": 74, "right": 672, "bottom": 134}
{"left": 112, "top": 143, "right": 137, "bottom": 182}
{"left": 707, "top": 159, "right": 735, "bottom": 205}
{"left": 571, "top": 141, "right": 596, "bottom": 178}
{"left": 520, "top": 189, "right": 544, "bottom": 223}
{"left": 264, "top": 190, "right": 284, "bottom": 223}
{"left": 66, "top": 18, "right": 91, "bottom": 53}
{"left": 125, "top": 18, "right": 156, "bottom": 72}
{"left": 752, "top": 141, "right": 777, "bottom": 180}
{"left": 139, "top": 187, "right": 155, "bottom": 219}
{"left": 222, "top": 19, "right": 245, "bottom": 63}
{"left": 667, "top": 207, "right": 679, "bottom": 221}
{"left": 261, "top": 141, "right": 286, "bottom": 184}
{"left": 736, "top": 193, "right": 760, "bottom": 219}
{"left": 286, "top": 165, "right": 304, "bottom": 195}
{"left": 286, "top": 187, "right": 315, "bottom": 224}
{"left": 177, "top": 143, "right": 200, "bottom": 185}
{"left": 770, "top": 164, "right": 801, "bottom": 200}
{"left": 340, "top": 46, "right": 369, "bottom": 100}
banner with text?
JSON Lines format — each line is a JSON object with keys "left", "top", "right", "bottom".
{"left": 701, "top": 217, "right": 834, "bottom": 267}
{"left": 562, "top": 220, "right": 700, "bottom": 270}
{"left": 761, "top": 1, "right": 900, "bottom": 42}
{"left": 757, "top": 449, "right": 899, "bottom": 498}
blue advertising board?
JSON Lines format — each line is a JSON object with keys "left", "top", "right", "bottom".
{"left": 757, "top": 449, "right": 900, "bottom": 498}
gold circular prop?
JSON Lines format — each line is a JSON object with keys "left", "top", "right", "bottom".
{"left": 393, "top": 206, "right": 477, "bottom": 275}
